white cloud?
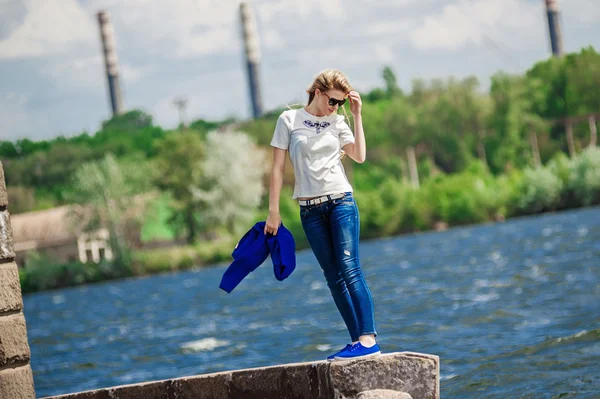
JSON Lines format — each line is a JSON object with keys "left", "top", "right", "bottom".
{"left": 85, "top": 0, "right": 242, "bottom": 58}
{"left": 562, "top": 0, "right": 600, "bottom": 24}
{"left": 410, "top": 0, "right": 543, "bottom": 51}
{"left": 319, "top": 0, "right": 346, "bottom": 20}
{"left": 120, "top": 64, "right": 152, "bottom": 84}
{"left": 0, "top": 0, "right": 96, "bottom": 59}
{"left": 150, "top": 68, "right": 245, "bottom": 128}
{"left": 0, "top": 92, "right": 27, "bottom": 137}
{"left": 262, "top": 28, "right": 285, "bottom": 50}
{"left": 0, "top": 92, "right": 46, "bottom": 140}
{"left": 374, "top": 44, "right": 394, "bottom": 63}
{"left": 258, "top": 1, "right": 329, "bottom": 22}
{"left": 98, "top": 0, "right": 348, "bottom": 58}
{"left": 43, "top": 56, "right": 150, "bottom": 91}
{"left": 41, "top": 55, "right": 104, "bottom": 90}
{"left": 366, "top": 20, "right": 416, "bottom": 37}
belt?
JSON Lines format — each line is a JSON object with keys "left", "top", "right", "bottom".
{"left": 298, "top": 193, "right": 345, "bottom": 206}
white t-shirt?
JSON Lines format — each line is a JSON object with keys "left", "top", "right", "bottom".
{"left": 270, "top": 108, "right": 355, "bottom": 199}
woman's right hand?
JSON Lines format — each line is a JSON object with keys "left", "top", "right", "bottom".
{"left": 265, "top": 210, "right": 282, "bottom": 235}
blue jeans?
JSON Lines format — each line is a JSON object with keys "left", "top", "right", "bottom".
{"left": 300, "top": 192, "right": 377, "bottom": 341}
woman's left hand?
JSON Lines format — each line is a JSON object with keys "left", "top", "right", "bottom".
{"left": 348, "top": 91, "right": 362, "bottom": 117}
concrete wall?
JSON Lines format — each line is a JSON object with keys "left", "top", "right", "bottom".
{"left": 0, "top": 161, "right": 36, "bottom": 398}
{"left": 43, "top": 352, "right": 439, "bottom": 399}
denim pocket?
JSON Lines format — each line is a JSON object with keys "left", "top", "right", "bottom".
{"left": 300, "top": 206, "right": 311, "bottom": 220}
{"left": 333, "top": 194, "right": 354, "bottom": 206}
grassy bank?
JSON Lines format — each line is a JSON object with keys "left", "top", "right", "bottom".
{"left": 19, "top": 239, "right": 235, "bottom": 294}
{"left": 19, "top": 147, "right": 600, "bottom": 294}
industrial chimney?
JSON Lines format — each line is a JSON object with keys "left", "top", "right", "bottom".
{"left": 97, "top": 11, "right": 124, "bottom": 116}
{"left": 239, "top": 2, "right": 264, "bottom": 119}
{"left": 544, "top": 0, "right": 564, "bottom": 57}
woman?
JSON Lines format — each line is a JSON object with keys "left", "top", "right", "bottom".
{"left": 265, "top": 69, "right": 380, "bottom": 361}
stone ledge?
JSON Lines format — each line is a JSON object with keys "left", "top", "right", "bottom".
{"left": 0, "top": 263, "right": 23, "bottom": 313}
{"left": 0, "top": 313, "right": 31, "bottom": 367}
{"left": 0, "top": 365, "right": 36, "bottom": 399}
{"left": 0, "top": 210, "right": 14, "bottom": 260}
{"left": 43, "top": 352, "right": 439, "bottom": 399}
{"left": 357, "top": 390, "right": 413, "bottom": 399}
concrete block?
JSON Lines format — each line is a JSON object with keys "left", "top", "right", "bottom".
{"left": 172, "top": 372, "right": 231, "bottom": 399}
{"left": 42, "top": 380, "right": 178, "bottom": 399}
{"left": 356, "top": 390, "right": 413, "bottom": 399}
{"left": 0, "top": 365, "right": 36, "bottom": 399}
{"left": 0, "top": 313, "right": 31, "bottom": 367}
{"left": 330, "top": 353, "right": 439, "bottom": 399}
{"left": 104, "top": 380, "right": 173, "bottom": 399}
{"left": 0, "top": 263, "right": 23, "bottom": 313}
{"left": 226, "top": 361, "right": 329, "bottom": 399}
{"left": 44, "top": 389, "right": 111, "bottom": 399}
{"left": 0, "top": 162, "right": 6, "bottom": 207}
{"left": 0, "top": 210, "right": 15, "bottom": 261}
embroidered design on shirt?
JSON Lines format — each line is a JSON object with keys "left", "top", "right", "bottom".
{"left": 303, "top": 120, "right": 330, "bottom": 134}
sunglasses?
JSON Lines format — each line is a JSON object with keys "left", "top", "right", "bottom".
{"left": 323, "top": 92, "right": 346, "bottom": 107}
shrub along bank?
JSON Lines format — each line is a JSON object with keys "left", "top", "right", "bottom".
{"left": 19, "top": 147, "right": 600, "bottom": 294}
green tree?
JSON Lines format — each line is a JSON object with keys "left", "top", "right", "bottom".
{"left": 416, "top": 77, "right": 481, "bottom": 173}
{"left": 101, "top": 110, "right": 153, "bottom": 131}
{"left": 190, "top": 130, "right": 267, "bottom": 237}
{"left": 382, "top": 66, "right": 403, "bottom": 98}
{"left": 67, "top": 153, "right": 153, "bottom": 270}
{"left": 94, "top": 110, "right": 166, "bottom": 157}
{"left": 4, "top": 143, "right": 97, "bottom": 202}
{"left": 153, "top": 131, "right": 205, "bottom": 243}
{"left": 6, "top": 186, "right": 36, "bottom": 214}
{"left": 564, "top": 47, "right": 600, "bottom": 116}
{"left": 487, "top": 73, "right": 532, "bottom": 173}
{"left": 189, "top": 118, "right": 229, "bottom": 140}
{"left": 0, "top": 141, "right": 18, "bottom": 158}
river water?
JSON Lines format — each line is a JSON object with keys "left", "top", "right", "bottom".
{"left": 24, "top": 207, "right": 600, "bottom": 398}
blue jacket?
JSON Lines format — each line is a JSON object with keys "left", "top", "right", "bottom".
{"left": 219, "top": 222, "right": 296, "bottom": 293}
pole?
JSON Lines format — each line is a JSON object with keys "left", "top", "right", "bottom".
{"left": 544, "top": 0, "right": 564, "bottom": 57}
{"left": 239, "top": 2, "right": 264, "bottom": 119}
{"left": 97, "top": 11, "right": 124, "bottom": 116}
{"left": 173, "top": 97, "right": 188, "bottom": 131}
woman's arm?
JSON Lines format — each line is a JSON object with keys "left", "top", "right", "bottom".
{"left": 343, "top": 91, "right": 366, "bottom": 163}
{"left": 265, "top": 147, "right": 287, "bottom": 235}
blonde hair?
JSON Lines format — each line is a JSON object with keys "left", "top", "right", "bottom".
{"left": 284, "top": 69, "right": 354, "bottom": 131}
{"left": 306, "top": 69, "right": 353, "bottom": 106}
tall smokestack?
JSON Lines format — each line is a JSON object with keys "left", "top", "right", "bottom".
{"left": 239, "top": 2, "right": 263, "bottom": 119}
{"left": 97, "top": 11, "right": 124, "bottom": 116}
{"left": 544, "top": 0, "right": 564, "bottom": 57}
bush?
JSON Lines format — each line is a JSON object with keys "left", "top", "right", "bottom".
{"left": 353, "top": 158, "right": 404, "bottom": 191}
{"left": 515, "top": 166, "right": 564, "bottom": 214}
{"left": 133, "top": 246, "right": 198, "bottom": 274}
{"left": 19, "top": 252, "right": 129, "bottom": 294}
{"left": 567, "top": 147, "right": 600, "bottom": 206}
{"left": 423, "top": 161, "right": 506, "bottom": 225}
{"left": 402, "top": 186, "right": 435, "bottom": 232}
{"left": 195, "top": 239, "right": 236, "bottom": 265}
{"left": 544, "top": 152, "right": 574, "bottom": 209}
{"left": 355, "top": 178, "right": 409, "bottom": 238}
{"left": 132, "top": 239, "right": 235, "bottom": 275}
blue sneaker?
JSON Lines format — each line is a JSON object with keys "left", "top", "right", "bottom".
{"left": 326, "top": 344, "right": 352, "bottom": 362}
{"left": 333, "top": 342, "right": 381, "bottom": 361}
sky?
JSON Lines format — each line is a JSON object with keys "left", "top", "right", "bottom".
{"left": 0, "top": 0, "right": 599, "bottom": 142}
